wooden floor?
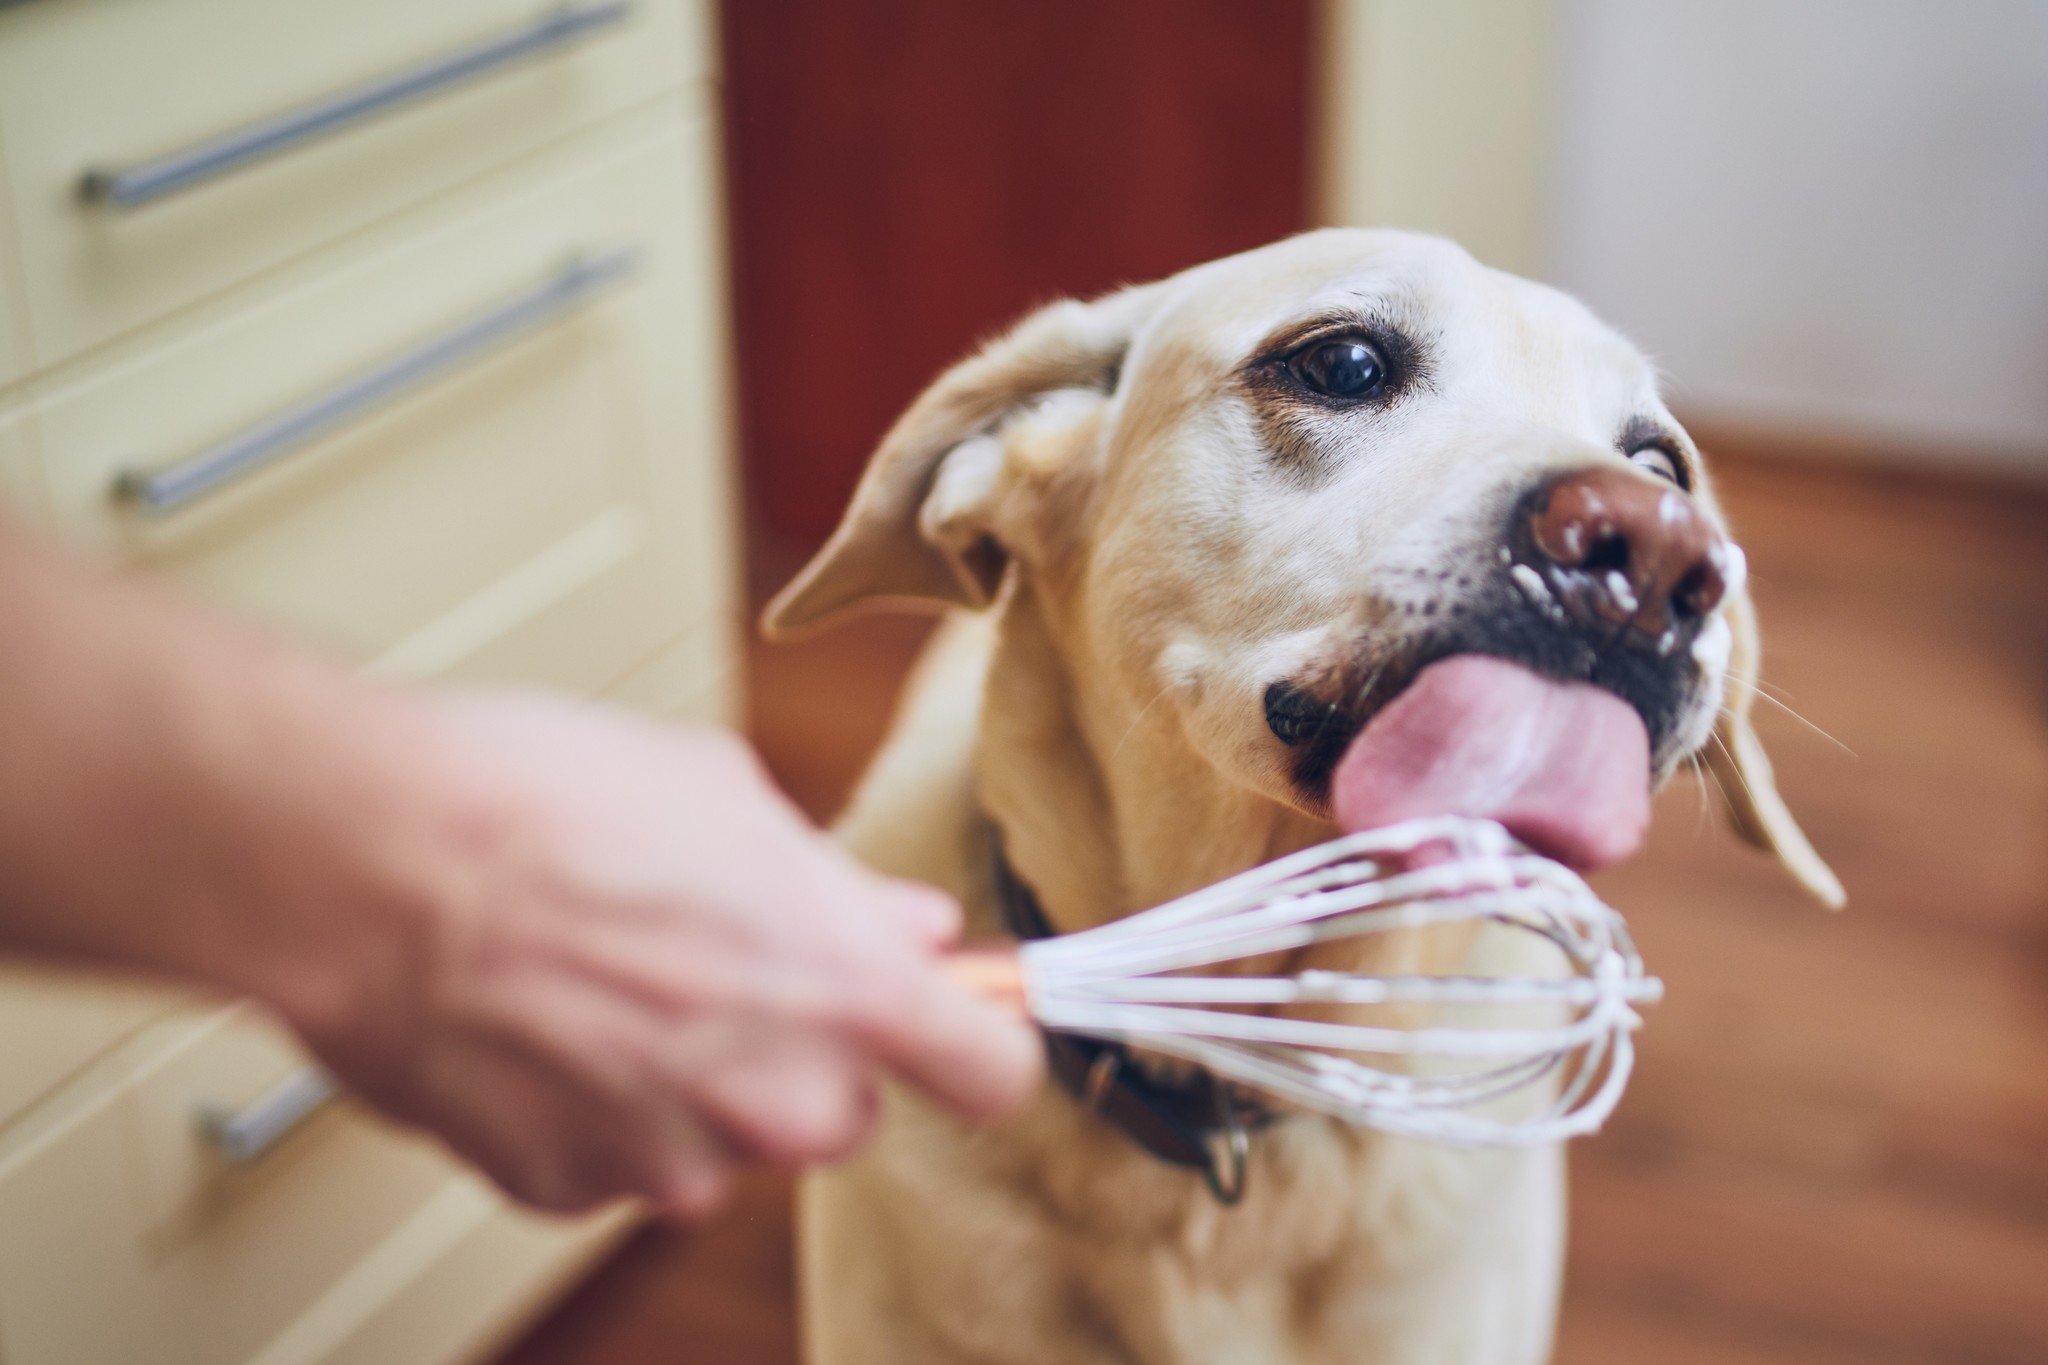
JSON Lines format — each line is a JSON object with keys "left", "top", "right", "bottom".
{"left": 494, "top": 451, "right": 2048, "bottom": 1365}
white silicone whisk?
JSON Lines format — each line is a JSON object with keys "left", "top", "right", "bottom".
{"left": 951, "top": 815, "right": 1662, "bottom": 1146}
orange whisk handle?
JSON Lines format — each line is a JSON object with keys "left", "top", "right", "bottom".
{"left": 943, "top": 945, "right": 1030, "bottom": 1014}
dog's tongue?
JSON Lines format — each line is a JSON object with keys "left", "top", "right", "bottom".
{"left": 1331, "top": 655, "right": 1651, "bottom": 871}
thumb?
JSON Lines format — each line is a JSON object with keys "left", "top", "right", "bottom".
{"left": 856, "top": 951, "right": 1044, "bottom": 1125}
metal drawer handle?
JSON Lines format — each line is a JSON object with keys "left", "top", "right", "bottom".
{"left": 114, "top": 247, "right": 637, "bottom": 515}
{"left": 80, "top": 1, "right": 633, "bottom": 209}
{"left": 197, "top": 1065, "right": 339, "bottom": 1165}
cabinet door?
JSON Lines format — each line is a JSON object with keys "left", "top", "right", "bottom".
{"left": 37, "top": 119, "right": 736, "bottom": 700}
{"left": 0, "top": 967, "right": 185, "bottom": 1129}
{"left": 0, "top": 190, "right": 28, "bottom": 391}
{"left": 0, "top": 1005, "right": 487, "bottom": 1365}
{"left": 2, "top": 411, "right": 197, "bottom": 1125}
{"left": 0, "top": 0, "right": 711, "bottom": 369}
{"left": 0, "top": 405, "right": 38, "bottom": 515}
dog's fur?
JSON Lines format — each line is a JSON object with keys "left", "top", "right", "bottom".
{"left": 765, "top": 230, "right": 1840, "bottom": 1365}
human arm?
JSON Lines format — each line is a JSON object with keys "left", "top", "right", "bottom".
{"left": 0, "top": 517, "right": 1040, "bottom": 1215}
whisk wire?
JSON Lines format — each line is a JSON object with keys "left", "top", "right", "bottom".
{"left": 1015, "top": 816, "right": 1658, "bottom": 1146}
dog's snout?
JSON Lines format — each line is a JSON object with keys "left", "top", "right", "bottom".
{"left": 1518, "top": 467, "right": 1728, "bottom": 646}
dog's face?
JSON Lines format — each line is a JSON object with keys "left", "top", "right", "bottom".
{"left": 769, "top": 229, "right": 1841, "bottom": 905}
{"left": 1075, "top": 231, "right": 1737, "bottom": 809}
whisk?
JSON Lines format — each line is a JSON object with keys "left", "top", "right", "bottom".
{"left": 951, "top": 815, "right": 1662, "bottom": 1146}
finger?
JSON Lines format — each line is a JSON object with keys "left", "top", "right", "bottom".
{"left": 856, "top": 959, "right": 1044, "bottom": 1125}
{"left": 791, "top": 831, "right": 963, "bottom": 950}
{"left": 355, "top": 1041, "right": 616, "bottom": 1215}
{"left": 874, "top": 880, "right": 963, "bottom": 948}
{"left": 685, "top": 1034, "right": 882, "bottom": 1167}
{"left": 651, "top": 1158, "right": 733, "bottom": 1222}
{"left": 600, "top": 1096, "right": 738, "bottom": 1219}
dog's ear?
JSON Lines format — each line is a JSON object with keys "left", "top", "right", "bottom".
{"left": 1704, "top": 588, "right": 1846, "bottom": 908}
{"left": 762, "top": 283, "right": 1163, "bottom": 637}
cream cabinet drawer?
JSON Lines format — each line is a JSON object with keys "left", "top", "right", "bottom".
{"left": 0, "top": 0, "right": 710, "bottom": 369}
{"left": 0, "top": 1007, "right": 477, "bottom": 1365}
{"left": 601, "top": 615, "right": 736, "bottom": 724}
{"left": 0, "top": 206, "right": 28, "bottom": 391}
{"left": 0, "top": 404, "right": 38, "bottom": 516}
{"left": 36, "top": 121, "right": 734, "bottom": 693}
{"left": 0, "top": 967, "right": 184, "bottom": 1129}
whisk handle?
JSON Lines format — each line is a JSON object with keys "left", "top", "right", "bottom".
{"left": 944, "top": 946, "right": 1030, "bottom": 1014}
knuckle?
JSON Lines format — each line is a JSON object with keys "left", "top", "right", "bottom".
{"left": 499, "top": 1161, "right": 588, "bottom": 1215}
{"left": 738, "top": 1071, "right": 877, "bottom": 1166}
{"left": 808, "top": 1085, "right": 881, "bottom": 1164}
{"left": 832, "top": 945, "right": 923, "bottom": 1029}
{"left": 655, "top": 1162, "right": 731, "bottom": 1220}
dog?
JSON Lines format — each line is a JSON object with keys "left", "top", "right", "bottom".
{"left": 764, "top": 228, "right": 1841, "bottom": 1365}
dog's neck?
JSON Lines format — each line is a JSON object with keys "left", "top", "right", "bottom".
{"left": 974, "top": 584, "right": 1330, "bottom": 933}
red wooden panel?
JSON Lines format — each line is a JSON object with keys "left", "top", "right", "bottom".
{"left": 720, "top": 0, "right": 1315, "bottom": 538}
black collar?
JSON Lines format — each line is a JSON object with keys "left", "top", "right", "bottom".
{"left": 992, "top": 840, "right": 1273, "bottom": 1204}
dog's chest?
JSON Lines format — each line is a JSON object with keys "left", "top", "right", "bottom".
{"left": 1019, "top": 1116, "right": 1559, "bottom": 1364}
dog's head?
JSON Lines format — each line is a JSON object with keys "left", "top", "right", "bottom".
{"left": 766, "top": 229, "right": 1841, "bottom": 908}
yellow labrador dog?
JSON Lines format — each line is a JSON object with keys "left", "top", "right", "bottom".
{"left": 765, "top": 229, "right": 1840, "bottom": 1365}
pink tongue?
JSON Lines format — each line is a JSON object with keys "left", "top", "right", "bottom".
{"left": 1331, "top": 655, "right": 1651, "bottom": 871}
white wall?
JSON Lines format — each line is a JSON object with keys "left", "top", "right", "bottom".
{"left": 1549, "top": 0, "right": 2048, "bottom": 470}
{"left": 1318, "top": 0, "right": 1561, "bottom": 282}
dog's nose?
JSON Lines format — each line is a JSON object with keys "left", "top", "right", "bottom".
{"left": 1519, "top": 466, "right": 1729, "bottom": 645}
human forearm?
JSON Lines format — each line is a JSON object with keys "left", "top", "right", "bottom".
{"left": 0, "top": 516, "right": 1039, "bottom": 1214}
{"left": 0, "top": 516, "right": 439, "bottom": 1011}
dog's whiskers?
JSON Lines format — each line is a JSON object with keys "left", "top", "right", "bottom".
{"left": 1110, "top": 680, "right": 1178, "bottom": 762}
{"left": 1705, "top": 727, "right": 1766, "bottom": 817}
{"left": 1684, "top": 750, "right": 1713, "bottom": 837}
{"left": 1352, "top": 663, "right": 1387, "bottom": 711}
{"left": 1725, "top": 677, "right": 1855, "bottom": 756}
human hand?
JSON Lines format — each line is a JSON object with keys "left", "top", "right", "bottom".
{"left": 277, "top": 695, "right": 1042, "bottom": 1218}
{"left": 0, "top": 520, "right": 1037, "bottom": 1217}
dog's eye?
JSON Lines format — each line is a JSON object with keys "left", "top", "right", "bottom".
{"left": 1292, "top": 337, "right": 1387, "bottom": 400}
{"left": 1628, "top": 445, "right": 1682, "bottom": 484}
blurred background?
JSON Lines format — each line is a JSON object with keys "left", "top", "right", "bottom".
{"left": 509, "top": 3, "right": 2048, "bottom": 1364}
{"left": 0, "top": 1, "right": 2037, "bottom": 1362}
